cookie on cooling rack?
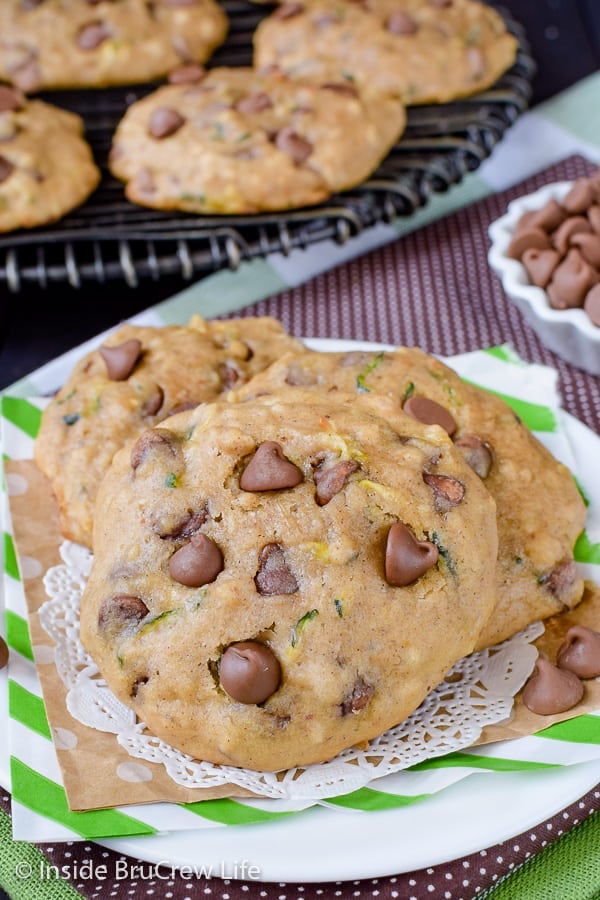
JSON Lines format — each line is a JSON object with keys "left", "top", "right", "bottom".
{"left": 33, "top": 317, "right": 305, "bottom": 549}
{"left": 0, "top": 0, "right": 228, "bottom": 91}
{"left": 108, "top": 65, "right": 407, "bottom": 214}
{"left": 253, "top": 0, "right": 518, "bottom": 106}
{"left": 0, "top": 85, "right": 100, "bottom": 233}
{"left": 79, "top": 389, "right": 498, "bottom": 771}
{"left": 233, "top": 347, "right": 588, "bottom": 650}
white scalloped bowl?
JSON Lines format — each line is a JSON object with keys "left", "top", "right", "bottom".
{"left": 488, "top": 181, "right": 600, "bottom": 375}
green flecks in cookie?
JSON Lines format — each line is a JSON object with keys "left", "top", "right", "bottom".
{"left": 164, "top": 472, "right": 178, "bottom": 488}
{"left": 291, "top": 609, "right": 319, "bottom": 648}
{"left": 356, "top": 352, "right": 385, "bottom": 393}
{"left": 334, "top": 598, "right": 344, "bottom": 617}
{"left": 430, "top": 531, "right": 457, "bottom": 579}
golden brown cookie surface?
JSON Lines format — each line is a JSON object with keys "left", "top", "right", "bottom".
{"left": 0, "top": 0, "right": 228, "bottom": 91}
{"left": 234, "top": 347, "right": 588, "bottom": 649}
{"left": 79, "top": 389, "right": 497, "bottom": 770}
{"left": 254, "top": 0, "right": 518, "bottom": 106}
{"left": 34, "top": 317, "right": 304, "bottom": 548}
{"left": 108, "top": 66, "right": 406, "bottom": 213}
{"left": 0, "top": 86, "right": 100, "bottom": 232}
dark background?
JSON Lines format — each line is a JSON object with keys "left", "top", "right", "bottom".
{"left": 0, "top": 0, "right": 599, "bottom": 389}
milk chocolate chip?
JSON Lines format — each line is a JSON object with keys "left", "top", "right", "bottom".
{"left": 562, "top": 178, "right": 596, "bottom": 215}
{"left": 130, "top": 428, "right": 179, "bottom": 470}
{"left": 547, "top": 248, "right": 598, "bottom": 309}
{"left": 168, "top": 533, "right": 223, "bottom": 587}
{"left": 0, "top": 154, "right": 14, "bottom": 184}
{"left": 0, "top": 85, "right": 24, "bottom": 112}
{"left": 521, "top": 247, "right": 561, "bottom": 289}
{"left": 274, "top": 127, "right": 313, "bottom": 164}
{"left": 168, "top": 64, "right": 206, "bottom": 84}
{"left": 522, "top": 656, "right": 584, "bottom": 715}
{"left": 506, "top": 227, "right": 551, "bottom": 260}
{"left": 528, "top": 198, "right": 566, "bottom": 233}
{"left": 423, "top": 473, "right": 465, "bottom": 511}
{"left": 454, "top": 433, "right": 493, "bottom": 478}
{"left": 314, "top": 459, "right": 359, "bottom": 505}
{"left": 98, "top": 595, "right": 149, "bottom": 633}
{"left": 235, "top": 92, "right": 273, "bottom": 115}
{"left": 100, "top": 338, "right": 142, "bottom": 380}
{"left": 148, "top": 107, "right": 186, "bottom": 139}
{"left": 386, "top": 11, "right": 418, "bottom": 34}
{"left": 552, "top": 216, "right": 591, "bottom": 255}
{"left": 340, "top": 677, "right": 375, "bottom": 715}
{"left": 402, "top": 395, "right": 457, "bottom": 435}
{"left": 385, "top": 522, "right": 438, "bottom": 587}
{"left": 0, "top": 636, "right": 8, "bottom": 670}
{"left": 584, "top": 283, "right": 600, "bottom": 326}
{"left": 557, "top": 625, "right": 600, "bottom": 678}
{"left": 77, "top": 20, "right": 112, "bottom": 50}
{"left": 240, "top": 441, "right": 303, "bottom": 492}
{"left": 255, "top": 543, "right": 298, "bottom": 595}
{"left": 219, "top": 641, "right": 281, "bottom": 704}
{"left": 157, "top": 507, "right": 208, "bottom": 540}
{"left": 570, "top": 232, "right": 600, "bottom": 269}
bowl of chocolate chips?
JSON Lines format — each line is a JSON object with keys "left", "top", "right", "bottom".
{"left": 488, "top": 170, "right": 600, "bottom": 374}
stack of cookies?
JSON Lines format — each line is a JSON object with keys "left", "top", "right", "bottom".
{"left": 0, "top": 0, "right": 518, "bottom": 229}
{"left": 34, "top": 319, "right": 587, "bottom": 771}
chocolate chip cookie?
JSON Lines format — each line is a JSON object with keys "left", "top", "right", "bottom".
{"left": 0, "top": 0, "right": 228, "bottom": 91}
{"left": 233, "top": 347, "right": 587, "bottom": 650}
{"left": 254, "top": 0, "right": 518, "bottom": 106}
{"left": 34, "top": 317, "right": 304, "bottom": 549}
{"left": 79, "top": 389, "right": 498, "bottom": 771}
{"left": 0, "top": 85, "right": 100, "bottom": 232}
{"left": 108, "top": 65, "right": 407, "bottom": 213}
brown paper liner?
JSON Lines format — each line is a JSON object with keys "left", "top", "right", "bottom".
{"left": 6, "top": 458, "right": 600, "bottom": 811}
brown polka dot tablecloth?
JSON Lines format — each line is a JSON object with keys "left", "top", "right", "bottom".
{"left": 1, "top": 154, "right": 600, "bottom": 900}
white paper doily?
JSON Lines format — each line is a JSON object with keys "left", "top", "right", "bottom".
{"left": 40, "top": 540, "right": 543, "bottom": 801}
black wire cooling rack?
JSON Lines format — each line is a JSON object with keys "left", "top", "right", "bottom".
{"left": 0, "top": 1, "right": 535, "bottom": 292}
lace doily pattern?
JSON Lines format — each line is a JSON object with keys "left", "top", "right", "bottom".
{"left": 40, "top": 540, "right": 542, "bottom": 801}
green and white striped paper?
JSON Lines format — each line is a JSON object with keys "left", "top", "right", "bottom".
{"left": 2, "top": 346, "right": 600, "bottom": 843}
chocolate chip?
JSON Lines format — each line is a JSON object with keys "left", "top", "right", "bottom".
{"left": 547, "top": 248, "right": 598, "bottom": 309}
{"left": 218, "top": 362, "right": 241, "bottom": 390}
{"left": 522, "top": 656, "right": 584, "bottom": 716}
{"left": 219, "top": 641, "right": 281, "bottom": 704}
{"left": 235, "top": 92, "right": 273, "bottom": 115}
{"left": 255, "top": 543, "right": 298, "bottom": 595}
{"left": 386, "top": 11, "right": 418, "bottom": 34}
{"left": 99, "top": 338, "right": 142, "bottom": 380}
{"left": 538, "top": 559, "right": 579, "bottom": 598}
{"left": 384, "top": 522, "right": 438, "bottom": 587}
{"left": 340, "top": 677, "right": 374, "bottom": 715}
{"left": 403, "top": 395, "right": 457, "bottom": 435}
{"left": 168, "top": 63, "right": 206, "bottom": 85}
{"left": 10, "top": 56, "right": 42, "bottom": 93}
{"left": 454, "top": 434, "right": 493, "bottom": 479}
{"left": 552, "top": 215, "right": 592, "bottom": 255}
{"left": 423, "top": 473, "right": 465, "bottom": 511}
{"left": 584, "top": 283, "right": 600, "bottom": 326}
{"left": 77, "top": 20, "right": 112, "bottom": 50}
{"left": 569, "top": 232, "right": 600, "bottom": 268}
{"left": 521, "top": 247, "right": 561, "bottom": 288}
{"left": 168, "top": 533, "right": 223, "bottom": 587}
{"left": 557, "top": 625, "right": 600, "bottom": 679}
{"left": 156, "top": 507, "right": 208, "bottom": 540}
{"left": 0, "top": 636, "right": 8, "bottom": 670}
{"left": 240, "top": 441, "right": 303, "bottom": 492}
{"left": 142, "top": 385, "right": 164, "bottom": 417}
{"left": 314, "top": 459, "right": 359, "bottom": 505}
{"left": 528, "top": 198, "right": 566, "bottom": 233}
{"left": 130, "top": 428, "right": 179, "bottom": 470}
{"left": 0, "top": 154, "right": 15, "bottom": 184}
{"left": 148, "top": 107, "right": 186, "bottom": 139}
{"left": 506, "top": 227, "right": 551, "bottom": 260}
{"left": 131, "top": 675, "right": 149, "bottom": 698}
{"left": 273, "top": 3, "right": 304, "bottom": 18}
{"left": 98, "top": 595, "right": 149, "bottom": 633}
{"left": 320, "top": 82, "right": 359, "bottom": 98}
{"left": 0, "top": 86, "right": 24, "bottom": 112}
{"left": 274, "top": 127, "right": 313, "bottom": 164}
{"left": 562, "top": 178, "right": 596, "bottom": 215}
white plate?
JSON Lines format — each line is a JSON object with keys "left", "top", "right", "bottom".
{"left": 1, "top": 337, "right": 599, "bottom": 882}
{"left": 99, "top": 762, "right": 600, "bottom": 882}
